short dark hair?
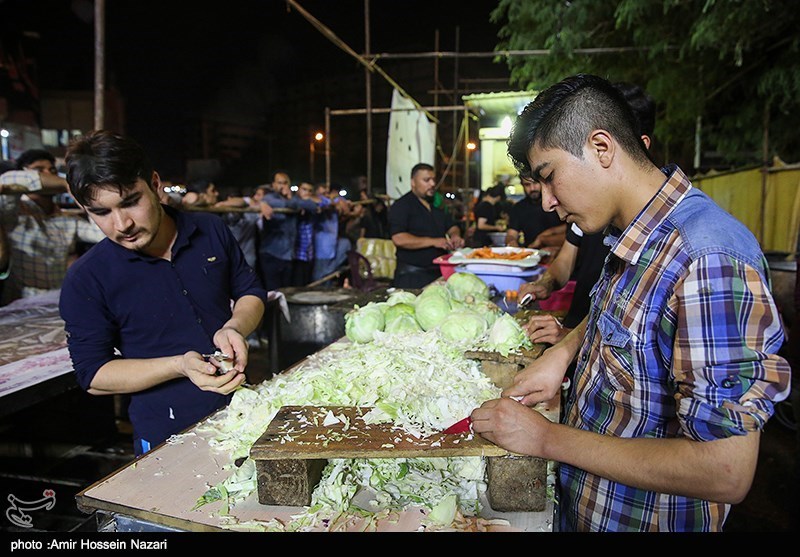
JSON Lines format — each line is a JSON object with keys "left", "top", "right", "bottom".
{"left": 16, "top": 148, "right": 55, "bottom": 170}
{"left": 613, "top": 81, "right": 656, "bottom": 139}
{"left": 507, "top": 74, "right": 652, "bottom": 177}
{"left": 65, "top": 130, "right": 154, "bottom": 207}
{"left": 487, "top": 184, "right": 506, "bottom": 200}
{"left": 410, "top": 163, "right": 434, "bottom": 178}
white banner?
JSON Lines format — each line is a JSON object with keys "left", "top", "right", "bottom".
{"left": 385, "top": 89, "right": 436, "bottom": 201}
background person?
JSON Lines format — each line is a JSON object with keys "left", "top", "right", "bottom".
{"left": 470, "top": 184, "right": 506, "bottom": 248}
{"left": 505, "top": 174, "right": 565, "bottom": 253}
{"left": 311, "top": 182, "right": 349, "bottom": 286}
{"left": 1, "top": 149, "right": 104, "bottom": 304}
{"left": 258, "top": 171, "right": 319, "bottom": 291}
{"left": 388, "top": 163, "right": 464, "bottom": 289}
{"left": 291, "top": 181, "right": 317, "bottom": 286}
{"left": 472, "top": 74, "right": 791, "bottom": 532}
{"left": 59, "top": 130, "right": 267, "bottom": 456}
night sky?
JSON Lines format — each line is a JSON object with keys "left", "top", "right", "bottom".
{"left": 1, "top": 0, "right": 505, "bottom": 184}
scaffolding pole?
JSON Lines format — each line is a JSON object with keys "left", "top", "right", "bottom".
{"left": 325, "top": 105, "right": 474, "bottom": 192}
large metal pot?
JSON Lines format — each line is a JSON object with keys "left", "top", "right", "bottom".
{"left": 277, "top": 287, "right": 357, "bottom": 369}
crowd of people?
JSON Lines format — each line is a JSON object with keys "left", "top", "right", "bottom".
{"left": 0, "top": 150, "right": 393, "bottom": 309}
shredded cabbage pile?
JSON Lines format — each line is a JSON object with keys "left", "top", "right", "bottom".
{"left": 194, "top": 284, "right": 534, "bottom": 531}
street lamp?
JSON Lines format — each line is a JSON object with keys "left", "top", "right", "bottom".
{"left": 309, "top": 131, "right": 324, "bottom": 182}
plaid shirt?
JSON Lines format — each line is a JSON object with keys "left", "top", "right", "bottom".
{"left": 561, "top": 165, "right": 791, "bottom": 532}
{"left": 294, "top": 210, "right": 315, "bottom": 262}
{"left": 3, "top": 197, "right": 105, "bottom": 302}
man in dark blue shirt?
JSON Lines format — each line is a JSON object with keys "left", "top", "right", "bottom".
{"left": 59, "top": 131, "right": 267, "bottom": 456}
{"left": 388, "top": 163, "right": 464, "bottom": 289}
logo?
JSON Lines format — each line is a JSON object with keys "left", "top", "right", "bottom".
{"left": 6, "top": 489, "right": 56, "bottom": 528}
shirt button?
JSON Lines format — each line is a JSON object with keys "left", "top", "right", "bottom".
{"left": 197, "top": 318, "right": 202, "bottom": 324}
{"left": 182, "top": 289, "right": 188, "bottom": 295}
{"left": 605, "top": 333, "right": 613, "bottom": 341}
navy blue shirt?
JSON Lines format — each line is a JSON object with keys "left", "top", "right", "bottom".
{"left": 59, "top": 205, "right": 267, "bottom": 450}
{"left": 388, "top": 191, "right": 455, "bottom": 269}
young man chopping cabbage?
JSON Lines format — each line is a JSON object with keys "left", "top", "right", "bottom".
{"left": 469, "top": 74, "right": 791, "bottom": 532}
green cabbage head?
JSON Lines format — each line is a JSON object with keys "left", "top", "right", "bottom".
{"left": 437, "top": 309, "right": 488, "bottom": 343}
{"left": 485, "top": 313, "right": 533, "bottom": 356}
{"left": 345, "top": 303, "right": 386, "bottom": 343}
{"left": 384, "top": 302, "right": 415, "bottom": 324}
{"left": 446, "top": 271, "right": 490, "bottom": 302}
{"left": 386, "top": 290, "right": 417, "bottom": 306}
{"left": 414, "top": 294, "right": 452, "bottom": 331}
{"left": 384, "top": 313, "right": 423, "bottom": 334}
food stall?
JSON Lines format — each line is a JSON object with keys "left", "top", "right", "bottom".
{"left": 74, "top": 259, "right": 563, "bottom": 533}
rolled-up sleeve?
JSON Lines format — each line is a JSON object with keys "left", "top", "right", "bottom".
{"left": 670, "top": 254, "right": 791, "bottom": 441}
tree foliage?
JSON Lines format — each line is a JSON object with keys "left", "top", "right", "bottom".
{"left": 490, "top": 0, "right": 800, "bottom": 171}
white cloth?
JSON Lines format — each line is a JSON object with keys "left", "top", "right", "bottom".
{"left": 385, "top": 89, "right": 436, "bottom": 201}
{"left": 267, "top": 290, "right": 291, "bottom": 323}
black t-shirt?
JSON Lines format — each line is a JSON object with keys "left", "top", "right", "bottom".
{"left": 563, "top": 224, "right": 610, "bottom": 328}
{"left": 472, "top": 200, "right": 497, "bottom": 247}
{"left": 361, "top": 207, "right": 390, "bottom": 239}
{"left": 508, "top": 196, "right": 562, "bottom": 247}
{"left": 388, "top": 191, "right": 455, "bottom": 269}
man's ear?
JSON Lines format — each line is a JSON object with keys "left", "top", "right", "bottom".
{"left": 150, "top": 171, "right": 161, "bottom": 193}
{"left": 588, "top": 130, "right": 614, "bottom": 169}
{"left": 641, "top": 135, "right": 652, "bottom": 150}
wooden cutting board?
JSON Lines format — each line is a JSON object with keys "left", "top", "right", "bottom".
{"left": 249, "top": 405, "right": 509, "bottom": 461}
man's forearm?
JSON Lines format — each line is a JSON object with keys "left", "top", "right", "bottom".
{"left": 392, "top": 232, "right": 437, "bottom": 250}
{"left": 542, "top": 422, "right": 759, "bottom": 504}
{"left": 223, "top": 295, "right": 265, "bottom": 338}
{"left": 88, "top": 355, "right": 184, "bottom": 395}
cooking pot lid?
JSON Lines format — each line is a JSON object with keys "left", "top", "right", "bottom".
{"left": 286, "top": 290, "right": 355, "bottom": 305}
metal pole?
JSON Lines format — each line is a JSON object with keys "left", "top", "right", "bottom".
{"left": 433, "top": 30, "right": 439, "bottom": 115}
{"left": 463, "top": 106, "right": 469, "bottom": 191}
{"left": 309, "top": 141, "right": 315, "bottom": 182}
{"left": 94, "top": 0, "right": 105, "bottom": 130}
{"left": 452, "top": 26, "right": 459, "bottom": 187}
{"left": 364, "top": 0, "right": 372, "bottom": 196}
{"left": 761, "top": 102, "right": 770, "bottom": 244}
{"left": 325, "top": 107, "right": 331, "bottom": 187}
{"left": 693, "top": 115, "right": 701, "bottom": 171}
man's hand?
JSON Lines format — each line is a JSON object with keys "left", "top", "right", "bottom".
{"left": 260, "top": 201, "right": 274, "bottom": 220}
{"left": 519, "top": 273, "right": 556, "bottom": 302}
{"left": 470, "top": 397, "right": 553, "bottom": 457}
{"left": 525, "top": 314, "right": 570, "bottom": 345}
{"left": 179, "top": 351, "right": 246, "bottom": 395}
{"left": 502, "top": 344, "right": 572, "bottom": 405}
{"left": 213, "top": 326, "right": 249, "bottom": 373}
{"left": 446, "top": 235, "right": 465, "bottom": 250}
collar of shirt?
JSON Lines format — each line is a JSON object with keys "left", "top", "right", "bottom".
{"left": 608, "top": 164, "right": 691, "bottom": 267}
